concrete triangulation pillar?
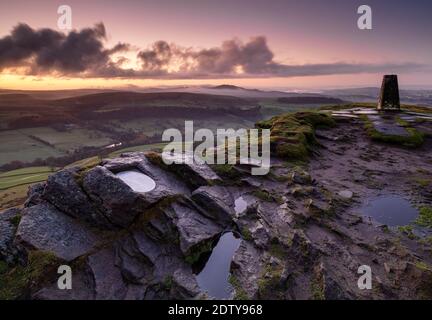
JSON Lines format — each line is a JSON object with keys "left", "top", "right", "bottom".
{"left": 377, "top": 75, "right": 400, "bottom": 111}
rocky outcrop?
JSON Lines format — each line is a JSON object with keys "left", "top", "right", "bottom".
{"left": 0, "top": 151, "right": 229, "bottom": 300}
{"left": 1, "top": 132, "right": 432, "bottom": 301}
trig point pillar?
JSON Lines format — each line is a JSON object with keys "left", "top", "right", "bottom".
{"left": 377, "top": 75, "right": 400, "bottom": 111}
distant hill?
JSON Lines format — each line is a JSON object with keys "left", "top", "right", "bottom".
{"left": 324, "top": 87, "right": 432, "bottom": 106}
{"left": 212, "top": 84, "right": 245, "bottom": 90}
{"left": 54, "top": 91, "right": 253, "bottom": 110}
{"left": 0, "top": 91, "right": 261, "bottom": 129}
{"left": 277, "top": 96, "right": 344, "bottom": 104}
{"left": 0, "top": 89, "right": 113, "bottom": 100}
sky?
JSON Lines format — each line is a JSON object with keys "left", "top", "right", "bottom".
{"left": 0, "top": 0, "right": 431, "bottom": 90}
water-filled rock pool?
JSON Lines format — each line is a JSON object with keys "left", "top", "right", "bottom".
{"left": 357, "top": 195, "right": 418, "bottom": 226}
{"left": 196, "top": 232, "right": 241, "bottom": 299}
{"left": 116, "top": 170, "right": 156, "bottom": 193}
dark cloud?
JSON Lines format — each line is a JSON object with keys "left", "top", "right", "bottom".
{"left": 134, "top": 35, "right": 428, "bottom": 79}
{"left": 137, "top": 41, "right": 172, "bottom": 74}
{"left": 136, "top": 36, "right": 276, "bottom": 75}
{"left": 0, "top": 23, "right": 428, "bottom": 79}
{"left": 0, "top": 23, "right": 132, "bottom": 76}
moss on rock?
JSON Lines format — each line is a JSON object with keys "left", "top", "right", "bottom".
{"left": 255, "top": 111, "right": 335, "bottom": 161}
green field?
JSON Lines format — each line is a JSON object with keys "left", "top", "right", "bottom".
{"left": 108, "top": 142, "right": 169, "bottom": 158}
{"left": 0, "top": 166, "right": 58, "bottom": 209}
{"left": 65, "top": 156, "right": 102, "bottom": 169}
{"left": 19, "top": 127, "right": 113, "bottom": 152}
{"left": 0, "top": 166, "right": 57, "bottom": 178}
{"left": 0, "top": 127, "right": 114, "bottom": 166}
{"left": 0, "top": 166, "right": 57, "bottom": 190}
{"left": 0, "top": 130, "right": 65, "bottom": 166}
{"left": 111, "top": 116, "right": 253, "bottom": 136}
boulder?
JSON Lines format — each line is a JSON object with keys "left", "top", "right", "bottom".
{"left": 42, "top": 167, "right": 110, "bottom": 227}
{"left": 16, "top": 204, "right": 100, "bottom": 261}
{"left": 82, "top": 166, "right": 150, "bottom": 228}
{"left": 191, "top": 186, "right": 235, "bottom": 224}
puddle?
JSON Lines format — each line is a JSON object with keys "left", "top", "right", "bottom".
{"left": 352, "top": 109, "right": 379, "bottom": 115}
{"left": 326, "top": 108, "right": 378, "bottom": 118}
{"left": 358, "top": 195, "right": 419, "bottom": 226}
{"left": 325, "top": 108, "right": 432, "bottom": 128}
{"left": 368, "top": 115, "right": 410, "bottom": 136}
{"left": 234, "top": 197, "right": 247, "bottom": 215}
{"left": 116, "top": 170, "right": 156, "bottom": 192}
{"left": 196, "top": 232, "right": 241, "bottom": 299}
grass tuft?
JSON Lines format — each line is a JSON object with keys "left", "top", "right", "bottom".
{"left": 415, "top": 207, "right": 432, "bottom": 228}
{"left": 0, "top": 250, "right": 59, "bottom": 300}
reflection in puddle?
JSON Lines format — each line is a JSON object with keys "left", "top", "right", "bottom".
{"left": 234, "top": 197, "right": 247, "bottom": 215}
{"left": 358, "top": 195, "right": 418, "bottom": 226}
{"left": 116, "top": 170, "right": 156, "bottom": 192}
{"left": 196, "top": 232, "right": 241, "bottom": 299}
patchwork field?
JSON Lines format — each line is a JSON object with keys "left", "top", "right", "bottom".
{"left": 0, "top": 127, "right": 115, "bottom": 166}
{"left": 18, "top": 127, "right": 113, "bottom": 151}
{"left": 0, "top": 130, "right": 65, "bottom": 166}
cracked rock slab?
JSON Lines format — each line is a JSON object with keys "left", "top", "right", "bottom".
{"left": 16, "top": 203, "right": 100, "bottom": 261}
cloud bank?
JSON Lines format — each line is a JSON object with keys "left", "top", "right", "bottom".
{"left": 0, "top": 23, "right": 427, "bottom": 79}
